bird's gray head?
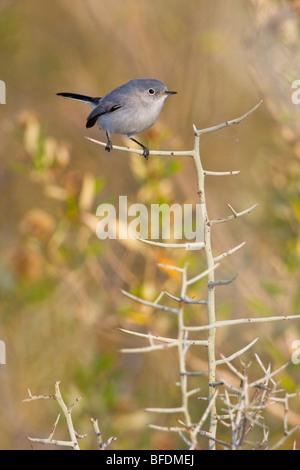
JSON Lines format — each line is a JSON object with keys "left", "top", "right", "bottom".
{"left": 124, "top": 79, "right": 177, "bottom": 103}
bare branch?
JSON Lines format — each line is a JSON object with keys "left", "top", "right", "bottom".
{"left": 215, "top": 338, "right": 259, "bottom": 365}
{"left": 270, "top": 425, "right": 300, "bottom": 450}
{"left": 121, "top": 289, "right": 179, "bottom": 314}
{"left": 184, "top": 314, "right": 300, "bottom": 332}
{"left": 24, "top": 382, "right": 115, "bottom": 450}
{"left": 208, "top": 275, "right": 237, "bottom": 288}
{"left": 204, "top": 170, "right": 240, "bottom": 176}
{"left": 145, "top": 406, "right": 185, "bottom": 414}
{"left": 85, "top": 136, "right": 194, "bottom": 157}
{"left": 210, "top": 203, "right": 258, "bottom": 226}
{"left": 193, "top": 100, "right": 263, "bottom": 136}
{"left": 213, "top": 242, "right": 246, "bottom": 263}
{"left": 119, "top": 328, "right": 208, "bottom": 346}
{"left": 136, "top": 237, "right": 205, "bottom": 250}
{"left": 186, "top": 264, "right": 220, "bottom": 286}
{"left": 90, "top": 418, "right": 117, "bottom": 450}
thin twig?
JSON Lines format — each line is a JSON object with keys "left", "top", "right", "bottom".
{"left": 136, "top": 237, "right": 205, "bottom": 250}
{"left": 184, "top": 314, "right": 300, "bottom": 331}
{"left": 85, "top": 136, "right": 194, "bottom": 157}
{"left": 121, "top": 289, "right": 179, "bottom": 314}
{"left": 25, "top": 381, "right": 81, "bottom": 450}
{"left": 193, "top": 100, "right": 263, "bottom": 136}
{"left": 210, "top": 203, "right": 258, "bottom": 226}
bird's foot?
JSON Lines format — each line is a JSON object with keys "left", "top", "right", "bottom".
{"left": 105, "top": 140, "right": 113, "bottom": 152}
{"left": 142, "top": 147, "right": 149, "bottom": 160}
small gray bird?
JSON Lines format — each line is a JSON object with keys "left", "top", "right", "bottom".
{"left": 57, "top": 78, "right": 177, "bottom": 159}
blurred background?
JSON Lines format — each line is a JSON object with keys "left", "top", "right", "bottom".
{"left": 0, "top": 0, "right": 300, "bottom": 449}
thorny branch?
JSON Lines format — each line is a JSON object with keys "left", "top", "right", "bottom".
{"left": 97, "top": 101, "right": 298, "bottom": 449}
{"left": 23, "top": 381, "right": 116, "bottom": 450}
{"left": 24, "top": 101, "right": 300, "bottom": 450}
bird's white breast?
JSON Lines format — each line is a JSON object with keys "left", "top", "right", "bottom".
{"left": 98, "top": 95, "right": 168, "bottom": 137}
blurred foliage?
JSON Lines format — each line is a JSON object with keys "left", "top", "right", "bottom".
{"left": 0, "top": 0, "right": 300, "bottom": 450}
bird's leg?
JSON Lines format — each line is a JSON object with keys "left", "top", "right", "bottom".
{"left": 105, "top": 132, "right": 113, "bottom": 152}
{"left": 130, "top": 137, "right": 149, "bottom": 160}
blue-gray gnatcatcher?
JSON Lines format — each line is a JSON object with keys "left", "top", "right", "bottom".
{"left": 57, "top": 78, "right": 177, "bottom": 159}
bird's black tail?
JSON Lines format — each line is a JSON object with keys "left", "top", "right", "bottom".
{"left": 56, "top": 93, "right": 101, "bottom": 105}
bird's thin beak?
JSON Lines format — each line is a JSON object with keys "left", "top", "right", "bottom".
{"left": 165, "top": 90, "right": 177, "bottom": 95}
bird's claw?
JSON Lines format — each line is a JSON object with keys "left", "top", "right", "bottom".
{"left": 143, "top": 147, "right": 149, "bottom": 160}
{"left": 105, "top": 141, "right": 113, "bottom": 152}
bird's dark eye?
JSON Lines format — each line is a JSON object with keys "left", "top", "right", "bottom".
{"left": 148, "top": 88, "right": 155, "bottom": 95}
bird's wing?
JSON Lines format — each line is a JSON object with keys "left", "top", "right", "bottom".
{"left": 86, "top": 99, "right": 123, "bottom": 128}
